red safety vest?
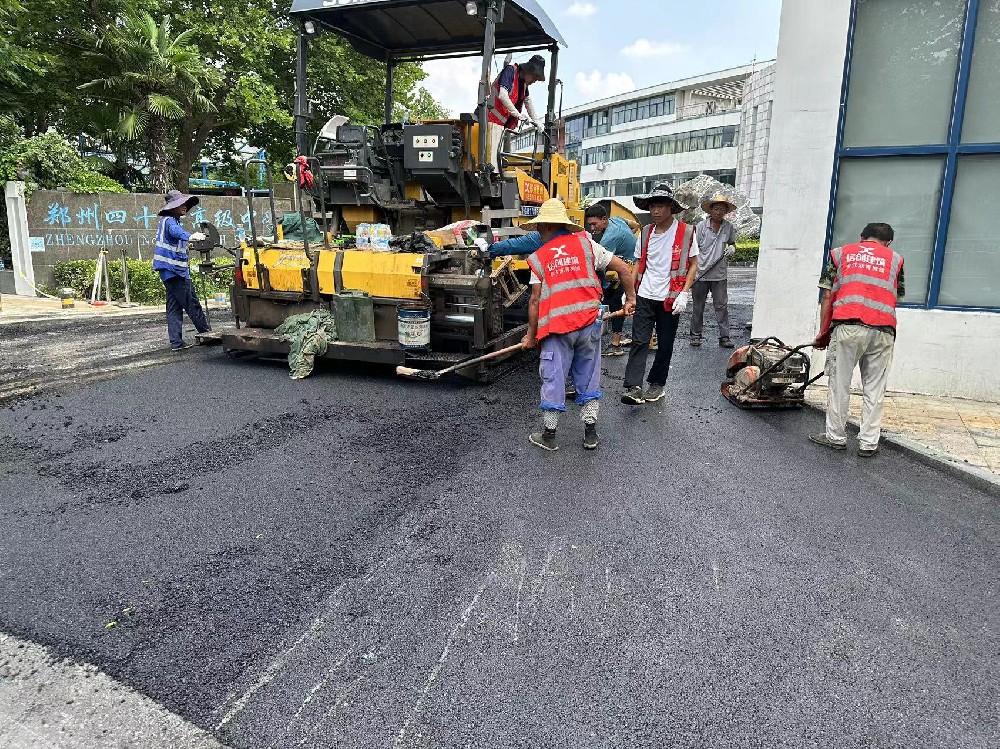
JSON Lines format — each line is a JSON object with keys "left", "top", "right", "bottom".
{"left": 635, "top": 220, "right": 695, "bottom": 311}
{"left": 488, "top": 64, "right": 526, "bottom": 128}
{"left": 829, "top": 240, "right": 903, "bottom": 329}
{"left": 526, "top": 231, "right": 603, "bottom": 339}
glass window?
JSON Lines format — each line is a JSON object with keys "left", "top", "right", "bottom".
{"left": 662, "top": 134, "right": 675, "bottom": 155}
{"left": 843, "top": 0, "right": 964, "bottom": 147}
{"left": 961, "top": 2, "right": 1000, "bottom": 143}
{"left": 675, "top": 133, "right": 688, "bottom": 154}
{"left": 565, "top": 116, "right": 584, "bottom": 144}
{"left": 664, "top": 96, "right": 675, "bottom": 116}
{"left": 689, "top": 129, "right": 707, "bottom": 151}
{"left": 938, "top": 155, "right": 1000, "bottom": 306}
{"left": 706, "top": 127, "right": 723, "bottom": 149}
{"left": 722, "top": 125, "right": 739, "bottom": 148}
{"left": 832, "top": 157, "right": 945, "bottom": 304}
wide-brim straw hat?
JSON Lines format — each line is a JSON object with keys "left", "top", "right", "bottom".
{"left": 700, "top": 192, "right": 738, "bottom": 214}
{"left": 634, "top": 182, "right": 688, "bottom": 213}
{"left": 522, "top": 198, "right": 583, "bottom": 233}
{"left": 159, "top": 189, "right": 199, "bottom": 215}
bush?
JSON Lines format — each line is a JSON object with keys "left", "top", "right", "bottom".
{"left": 52, "top": 258, "right": 231, "bottom": 305}
{"left": 733, "top": 240, "right": 760, "bottom": 264}
{"left": 1, "top": 130, "right": 127, "bottom": 194}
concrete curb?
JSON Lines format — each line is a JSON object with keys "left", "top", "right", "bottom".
{"left": 805, "top": 403, "right": 1000, "bottom": 496}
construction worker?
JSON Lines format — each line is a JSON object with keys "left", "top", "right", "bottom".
{"left": 621, "top": 183, "right": 699, "bottom": 405}
{"left": 691, "top": 193, "right": 738, "bottom": 349}
{"left": 811, "top": 222, "right": 905, "bottom": 457}
{"left": 518, "top": 199, "right": 636, "bottom": 451}
{"left": 153, "top": 190, "right": 210, "bottom": 351}
{"left": 485, "top": 54, "right": 546, "bottom": 176}
{"left": 584, "top": 204, "right": 636, "bottom": 356}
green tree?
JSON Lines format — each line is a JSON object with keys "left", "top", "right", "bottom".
{"left": 82, "top": 11, "right": 220, "bottom": 192}
{"left": 395, "top": 87, "right": 451, "bottom": 122}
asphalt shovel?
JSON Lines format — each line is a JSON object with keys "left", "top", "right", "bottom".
{"left": 396, "top": 342, "right": 527, "bottom": 381}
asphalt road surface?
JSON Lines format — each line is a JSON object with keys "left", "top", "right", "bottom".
{"left": 1, "top": 269, "right": 997, "bottom": 748}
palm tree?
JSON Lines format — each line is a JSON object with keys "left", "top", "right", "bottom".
{"left": 81, "top": 12, "right": 219, "bottom": 192}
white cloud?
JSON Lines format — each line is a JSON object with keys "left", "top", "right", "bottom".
{"left": 621, "top": 39, "right": 687, "bottom": 58}
{"left": 575, "top": 70, "right": 636, "bottom": 100}
{"left": 419, "top": 58, "right": 484, "bottom": 118}
{"left": 566, "top": 2, "right": 597, "bottom": 18}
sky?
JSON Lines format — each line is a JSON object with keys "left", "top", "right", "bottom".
{"left": 420, "top": 0, "right": 783, "bottom": 116}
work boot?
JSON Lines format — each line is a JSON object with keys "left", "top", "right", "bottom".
{"left": 583, "top": 423, "right": 599, "bottom": 450}
{"left": 809, "top": 433, "right": 847, "bottom": 451}
{"left": 690, "top": 335, "right": 703, "bottom": 347}
{"left": 719, "top": 337, "right": 735, "bottom": 348}
{"left": 644, "top": 384, "right": 665, "bottom": 403}
{"left": 858, "top": 444, "right": 880, "bottom": 458}
{"left": 621, "top": 386, "right": 645, "bottom": 405}
{"left": 529, "top": 429, "right": 559, "bottom": 451}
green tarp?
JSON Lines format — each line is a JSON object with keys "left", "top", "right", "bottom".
{"left": 274, "top": 310, "right": 337, "bottom": 379}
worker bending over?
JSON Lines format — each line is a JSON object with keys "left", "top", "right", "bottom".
{"left": 621, "top": 183, "right": 699, "bottom": 405}
{"left": 584, "top": 204, "right": 637, "bottom": 356}
{"left": 516, "top": 200, "right": 635, "bottom": 451}
{"left": 485, "top": 55, "right": 546, "bottom": 176}
{"left": 153, "top": 190, "right": 210, "bottom": 351}
{"left": 811, "top": 222, "right": 904, "bottom": 457}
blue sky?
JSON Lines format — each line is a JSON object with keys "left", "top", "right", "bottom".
{"left": 422, "top": 0, "right": 783, "bottom": 115}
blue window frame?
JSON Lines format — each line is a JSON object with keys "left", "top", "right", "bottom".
{"left": 827, "top": 0, "right": 1000, "bottom": 312}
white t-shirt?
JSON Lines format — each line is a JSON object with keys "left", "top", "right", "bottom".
{"left": 529, "top": 237, "right": 615, "bottom": 284}
{"left": 636, "top": 221, "right": 700, "bottom": 301}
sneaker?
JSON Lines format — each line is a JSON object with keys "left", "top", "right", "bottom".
{"left": 529, "top": 429, "right": 559, "bottom": 451}
{"left": 171, "top": 342, "right": 194, "bottom": 351}
{"left": 644, "top": 384, "right": 665, "bottom": 403}
{"left": 619, "top": 336, "right": 633, "bottom": 346}
{"left": 605, "top": 345, "right": 625, "bottom": 357}
{"left": 809, "top": 433, "right": 847, "bottom": 451}
{"left": 719, "top": 337, "right": 735, "bottom": 349}
{"left": 858, "top": 444, "right": 880, "bottom": 458}
{"left": 621, "top": 387, "right": 645, "bottom": 405}
{"left": 690, "top": 336, "right": 703, "bottom": 347}
{"left": 583, "top": 423, "right": 599, "bottom": 450}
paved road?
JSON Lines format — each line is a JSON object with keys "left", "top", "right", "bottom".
{"left": 1, "top": 271, "right": 997, "bottom": 748}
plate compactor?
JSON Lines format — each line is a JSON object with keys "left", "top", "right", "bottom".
{"left": 721, "top": 337, "right": 825, "bottom": 408}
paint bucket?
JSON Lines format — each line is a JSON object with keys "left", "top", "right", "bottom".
{"left": 397, "top": 302, "right": 431, "bottom": 350}
{"left": 60, "top": 288, "right": 75, "bottom": 309}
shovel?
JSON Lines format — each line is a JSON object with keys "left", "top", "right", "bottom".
{"left": 394, "top": 310, "right": 629, "bottom": 381}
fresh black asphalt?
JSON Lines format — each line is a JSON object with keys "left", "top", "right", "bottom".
{"left": 1, "top": 270, "right": 996, "bottom": 748}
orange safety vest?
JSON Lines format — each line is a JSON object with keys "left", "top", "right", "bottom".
{"left": 526, "top": 231, "right": 603, "bottom": 339}
{"left": 829, "top": 240, "right": 903, "bottom": 329}
{"left": 488, "top": 64, "right": 526, "bottom": 128}
{"left": 635, "top": 221, "right": 695, "bottom": 311}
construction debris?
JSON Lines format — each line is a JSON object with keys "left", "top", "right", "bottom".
{"left": 673, "top": 174, "right": 761, "bottom": 239}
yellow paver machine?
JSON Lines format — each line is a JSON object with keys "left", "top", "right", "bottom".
{"left": 213, "top": 0, "right": 585, "bottom": 380}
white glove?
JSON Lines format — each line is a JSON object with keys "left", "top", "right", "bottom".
{"left": 724, "top": 245, "right": 736, "bottom": 259}
{"left": 473, "top": 237, "right": 489, "bottom": 251}
{"left": 189, "top": 232, "right": 207, "bottom": 242}
{"left": 517, "top": 110, "right": 531, "bottom": 123}
{"left": 533, "top": 118, "right": 545, "bottom": 131}
{"left": 672, "top": 290, "right": 691, "bottom": 316}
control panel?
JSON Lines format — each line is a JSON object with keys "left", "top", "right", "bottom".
{"left": 403, "top": 124, "right": 460, "bottom": 173}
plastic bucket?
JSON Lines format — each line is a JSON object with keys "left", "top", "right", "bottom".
{"left": 397, "top": 302, "right": 431, "bottom": 350}
{"left": 60, "top": 288, "right": 75, "bottom": 309}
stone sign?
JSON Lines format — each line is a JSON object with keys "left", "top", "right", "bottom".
{"left": 24, "top": 190, "right": 292, "bottom": 287}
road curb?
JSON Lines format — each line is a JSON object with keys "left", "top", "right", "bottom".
{"left": 804, "top": 403, "right": 1000, "bottom": 496}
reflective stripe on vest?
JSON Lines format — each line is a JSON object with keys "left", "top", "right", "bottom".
{"left": 830, "top": 241, "right": 902, "bottom": 329}
{"left": 152, "top": 218, "right": 190, "bottom": 277}
{"left": 488, "top": 64, "right": 524, "bottom": 128}
{"left": 526, "top": 231, "right": 603, "bottom": 339}
{"left": 635, "top": 221, "right": 694, "bottom": 310}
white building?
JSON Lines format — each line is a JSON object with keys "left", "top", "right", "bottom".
{"left": 513, "top": 63, "right": 774, "bottom": 209}
{"left": 754, "top": 0, "right": 1000, "bottom": 402}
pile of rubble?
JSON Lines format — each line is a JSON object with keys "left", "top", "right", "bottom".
{"left": 673, "top": 174, "right": 761, "bottom": 239}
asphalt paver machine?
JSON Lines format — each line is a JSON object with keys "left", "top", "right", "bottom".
{"left": 214, "top": 0, "right": 579, "bottom": 379}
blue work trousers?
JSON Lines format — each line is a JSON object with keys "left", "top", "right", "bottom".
{"left": 163, "top": 275, "right": 210, "bottom": 348}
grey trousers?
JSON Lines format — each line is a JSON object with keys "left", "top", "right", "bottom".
{"left": 690, "top": 278, "right": 729, "bottom": 339}
{"left": 825, "top": 323, "right": 895, "bottom": 449}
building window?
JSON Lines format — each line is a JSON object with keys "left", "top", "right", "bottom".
{"left": 829, "top": 0, "right": 1000, "bottom": 310}
{"left": 565, "top": 116, "right": 584, "bottom": 145}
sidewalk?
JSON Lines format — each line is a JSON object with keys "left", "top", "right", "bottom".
{"left": 805, "top": 385, "right": 1000, "bottom": 485}
{"left": 0, "top": 293, "right": 226, "bottom": 324}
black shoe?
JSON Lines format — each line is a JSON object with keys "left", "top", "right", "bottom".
{"left": 719, "top": 337, "right": 735, "bottom": 348}
{"left": 690, "top": 336, "right": 703, "bottom": 347}
{"left": 809, "top": 433, "right": 847, "bottom": 451}
{"left": 621, "top": 387, "right": 645, "bottom": 405}
{"left": 171, "top": 342, "right": 194, "bottom": 351}
{"left": 529, "top": 429, "right": 559, "bottom": 451}
{"left": 583, "top": 424, "right": 599, "bottom": 450}
{"left": 858, "top": 445, "right": 880, "bottom": 458}
{"left": 644, "top": 385, "right": 665, "bottom": 403}
{"left": 565, "top": 384, "right": 577, "bottom": 400}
